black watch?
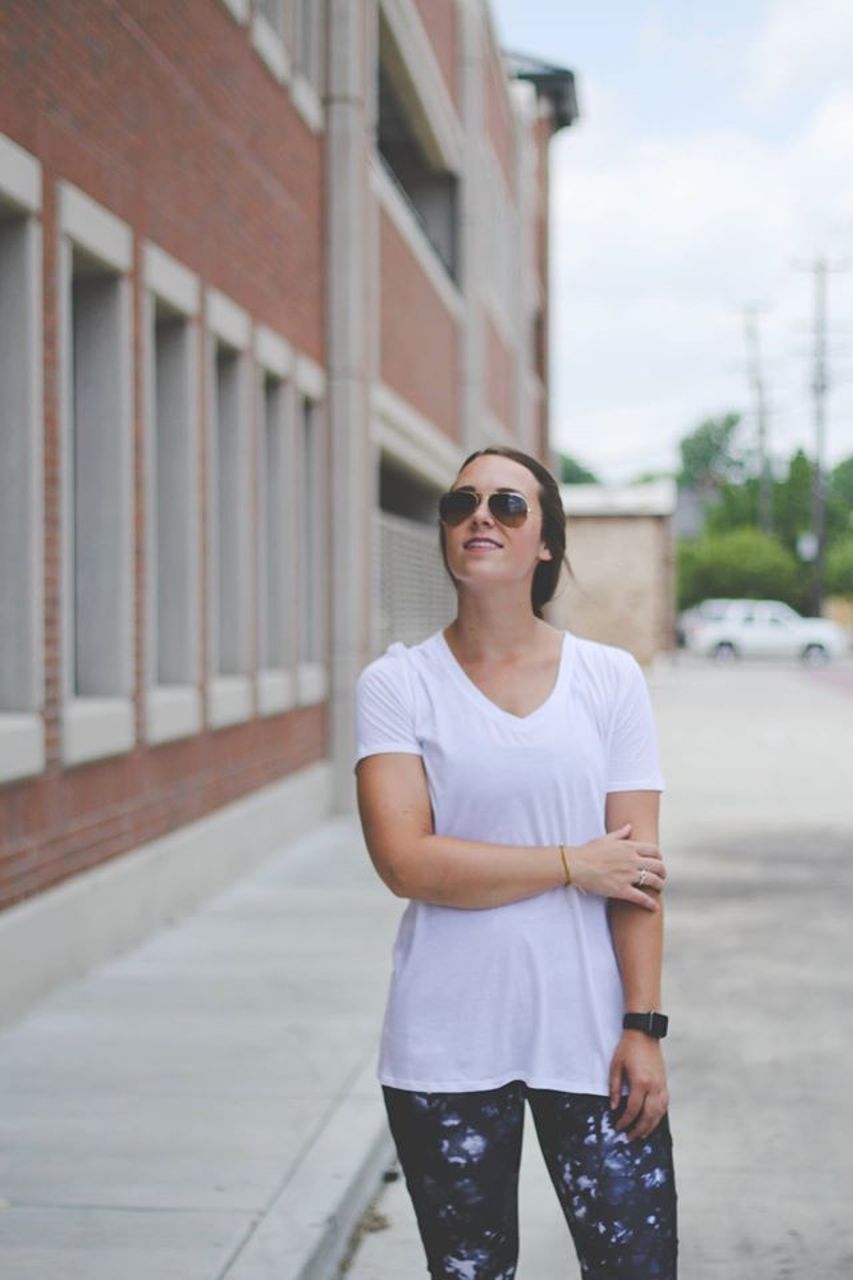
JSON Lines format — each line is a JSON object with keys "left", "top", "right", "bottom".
{"left": 623, "top": 1011, "right": 669, "bottom": 1039}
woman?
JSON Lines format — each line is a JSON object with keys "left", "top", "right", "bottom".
{"left": 354, "top": 446, "right": 677, "bottom": 1279}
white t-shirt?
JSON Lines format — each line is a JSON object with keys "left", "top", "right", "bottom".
{"left": 353, "top": 627, "right": 665, "bottom": 1095}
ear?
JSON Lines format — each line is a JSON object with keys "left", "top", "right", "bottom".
{"left": 538, "top": 543, "right": 553, "bottom": 562}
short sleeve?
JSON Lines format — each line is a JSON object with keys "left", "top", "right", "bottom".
{"left": 605, "top": 652, "right": 665, "bottom": 792}
{"left": 353, "top": 644, "right": 422, "bottom": 771}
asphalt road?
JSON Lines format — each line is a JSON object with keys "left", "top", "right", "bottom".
{"left": 343, "top": 654, "right": 853, "bottom": 1280}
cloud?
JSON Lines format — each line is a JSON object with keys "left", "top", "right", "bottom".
{"left": 549, "top": 68, "right": 853, "bottom": 482}
{"left": 747, "top": 0, "right": 853, "bottom": 109}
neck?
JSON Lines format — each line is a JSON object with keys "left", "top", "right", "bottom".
{"left": 446, "top": 588, "right": 552, "bottom": 662}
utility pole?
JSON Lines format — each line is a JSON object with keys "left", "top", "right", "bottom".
{"left": 742, "top": 306, "right": 772, "bottom": 533}
{"left": 797, "top": 256, "right": 849, "bottom": 616}
{"left": 811, "top": 259, "right": 828, "bottom": 616}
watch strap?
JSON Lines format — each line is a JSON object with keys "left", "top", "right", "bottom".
{"left": 623, "top": 1011, "right": 669, "bottom": 1038}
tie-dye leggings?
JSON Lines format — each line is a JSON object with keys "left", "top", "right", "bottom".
{"left": 382, "top": 1079, "right": 677, "bottom": 1279}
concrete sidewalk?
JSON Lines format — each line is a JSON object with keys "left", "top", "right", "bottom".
{"left": 345, "top": 656, "right": 853, "bottom": 1279}
{"left": 2, "top": 656, "right": 851, "bottom": 1280}
{"left": 0, "top": 816, "right": 403, "bottom": 1280}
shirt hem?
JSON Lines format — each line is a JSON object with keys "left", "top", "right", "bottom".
{"left": 377, "top": 1067, "right": 611, "bottom": 1096}
{"left": 353, "top": 742, "right": 423, "bottom": 770}
{"left": 606, "top": 778, "right": 665, "bottom": 792}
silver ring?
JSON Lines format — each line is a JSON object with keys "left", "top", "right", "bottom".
{"left": 637, "top": 867, "right": 648, "bottom": 888}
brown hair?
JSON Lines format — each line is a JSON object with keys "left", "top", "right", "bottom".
{"left": 438, "top": 446, "right": 572, "bottom": 619}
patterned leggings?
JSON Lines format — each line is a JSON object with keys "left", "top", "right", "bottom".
{"left": 382, "top": 1080, "right": 677, "bottom": 1280}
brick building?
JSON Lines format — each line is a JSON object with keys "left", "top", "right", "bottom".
{"left": 0, "top": 0, "right": 576, "bottom": 1014}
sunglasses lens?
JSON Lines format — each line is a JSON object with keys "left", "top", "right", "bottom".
{"left": 438, "top": 490, "right": 477, "bottom": 526}
{"left": 489, "top": 493, "right": 529, "bottom": 527}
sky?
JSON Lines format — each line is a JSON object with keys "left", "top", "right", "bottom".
{"left": 490, "top": 0, "right": 853, "bottom": 484}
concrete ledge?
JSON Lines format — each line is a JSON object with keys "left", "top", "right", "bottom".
{"left": 0, "top": 760, "right": 332, "bottom": 1024}
{"left": 226, "top": 1056, "right": 395, "bottom": 1280}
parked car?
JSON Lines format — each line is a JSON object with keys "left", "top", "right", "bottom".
{"left": 675, "top": 598, "right": 730, "bottom": 647}
{"left": 680, "top": 598, "right": 850, "bottom": 664}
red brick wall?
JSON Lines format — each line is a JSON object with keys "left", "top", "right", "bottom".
{"left": 1, "top": 706, "right": 327, "bottom": 912}
{"left": 0, "top": 0, "right": 328, "bottom": 913}
{"left": 380, "top": 209, "right": 460, "bottom": 440}
{"left": 413, "top": 0, "right": 459, "bottom": 110}
{"left": 484, "top": 312, "right": 515, "bottom": 434}
{"left": 0, "top": 0, "right": 325, "bottom": 359}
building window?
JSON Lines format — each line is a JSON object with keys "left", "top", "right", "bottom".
{"left": 205, "top": 288, "right": 252, "bottom": 728}
{"left": 0, "top": 131, "right": 43, "bottom": 785}
{"left": 295, "top": 383, "right": 327, "bottom": 705}
{"left": 377, "top": 13, "right": 458, "bottom": 280}
{"left": 259, "top": 373, "right": 290, "bottom": 671}
{"left": 252, "top": 0, "right": 289, "bottom": 82}
{"left": 289, "top": 0, "right": 323, "bottom": 131}
{"left": 142, "top": 242, "right": 202, "bottom": 745}
{"left": 256, "top": 0, "right": 284, "bottom": 35}
{"left": 294, "top": 0, "right": 322, "bottom": 90}
{"left": 58, "top": 183, "right": 134, "bottom": 766}
{"left": 254, "top": 325, "right": 295, "bottom": 715}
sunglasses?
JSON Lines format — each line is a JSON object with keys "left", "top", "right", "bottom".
{"left": 438, "top": 488, "right": 530, "bottom": 529}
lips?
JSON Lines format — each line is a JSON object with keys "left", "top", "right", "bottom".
{"left": 463, "top": 538, "right": 502, "bottom": 549}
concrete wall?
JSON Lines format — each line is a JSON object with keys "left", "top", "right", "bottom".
{"left": 548, "top": 514, "right": 676, "bottom": 666}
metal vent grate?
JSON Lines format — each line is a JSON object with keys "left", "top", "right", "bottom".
{"left": 375, "top": 511, "right": 455, "bottom": 652}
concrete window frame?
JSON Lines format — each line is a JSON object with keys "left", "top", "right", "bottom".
{"left": 205, "top": 287, "right": 253, "bottom": 730}
{"left": 142, "top": 242, "right": 203, "bottom": 746}
{"left": 253, "top": 324, "right": 298, "bottom": 716}
{"left": 0, "top": 132, "right": 44, "bottom": 785}
{"left": 252, "top": 0, "right": 291, "bottom": 84}
{"left": 293, "top": 353, "right": 328, "bottom": 707}
{"left": 291, "top": 0, "right": 324, "bottom": 133}
{"left": 216, "top": 0, "right": 249, "bottom": 25}
{"left": 57, "top": 182, "right": 135, "bottom": 768}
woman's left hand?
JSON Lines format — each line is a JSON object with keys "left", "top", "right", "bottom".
{"left": 609, "top": 1032, "right": 669, "bottom": 1141}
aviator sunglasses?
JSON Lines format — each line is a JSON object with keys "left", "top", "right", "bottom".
{"left": 438, "top": 487, "right": 530, "bottom": 529}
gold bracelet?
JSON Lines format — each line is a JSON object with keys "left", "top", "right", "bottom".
{"left": 558, "top": 842, "right": 572, "bottom": 887}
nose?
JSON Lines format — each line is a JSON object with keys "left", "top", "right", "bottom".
{"left": 470, "top": 494, "right": 494, "bottom": 523}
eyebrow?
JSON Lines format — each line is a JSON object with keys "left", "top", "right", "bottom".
{"left": 453, "top": 485, "right": 524, "bottom": 494}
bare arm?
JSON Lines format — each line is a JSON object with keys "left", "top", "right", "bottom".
{"left": 605, "top": 789, "right": 669, "bottom": 1139}
{"left": 356, "top": 754, "right": 666, "bottom": 910}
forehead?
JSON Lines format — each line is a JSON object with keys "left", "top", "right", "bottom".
{"left": 453, "top": 455, "right": 538, "bottom": 497}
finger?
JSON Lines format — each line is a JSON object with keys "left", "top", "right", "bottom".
{"left": 609, "top": 1058, "right": 624, "bottom": 1110}
{"left": 621, "top": 887, "right": 659, "bottom": 910}
{"left": 628, "top": 1099, "right": 666, "bottom": 1142}
{"left": 615, "top": 1088, "right": 645, "bottom": 1132}
{"left": 610, "top": 823, "right": 632, "bottom": 839}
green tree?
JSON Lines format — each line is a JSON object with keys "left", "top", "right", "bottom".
{"left": 705, "top": 475, "right": 759, "bottom": 535}
{"left": 677, "top": 412, "right": 744, "bottom": 494}
{"left": 773, "top": 449, "right": 814, "bottom": 555}
{"left": 826, "top": 537, "right": 853, "bottom": 596}
{"left": 558, "top": 453, "right": 600, "bottom": 484}
{"left": 830, "top": 455, "right": 853, "bottom": 512}
{"left": 677, "top": 528, "right": 804, "bottom": 611}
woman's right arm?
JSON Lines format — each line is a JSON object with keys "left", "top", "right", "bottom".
{"left": 355, "top": 753, "right": 665, "bottom": 911}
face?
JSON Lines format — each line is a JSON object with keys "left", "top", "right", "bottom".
{"left": 441, "top": 455, "right": 552, "bottom": 594}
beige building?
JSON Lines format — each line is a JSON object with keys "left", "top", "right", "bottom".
{"left": 548, "top": 481, "right": 678, "bottom": 665}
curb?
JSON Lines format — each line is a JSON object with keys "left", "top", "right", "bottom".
{"left": 225, "top": 1057, "right": 395, "bottom": 1280}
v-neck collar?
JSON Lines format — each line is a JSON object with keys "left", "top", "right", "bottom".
{"left": 434, "top": 629, "right": 572, "bottom": 725}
